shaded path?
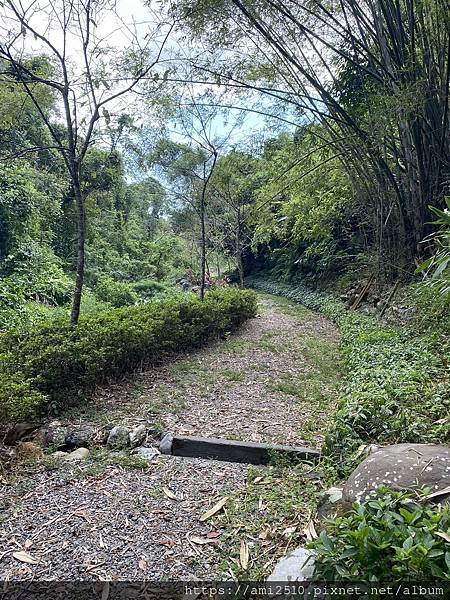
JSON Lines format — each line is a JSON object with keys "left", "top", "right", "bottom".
{"left": 0, "top": 293, "right": 341, "bottom": 580}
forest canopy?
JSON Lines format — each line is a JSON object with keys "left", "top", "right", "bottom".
{"left": 0, "top": 0, "right": 449, "bottom": 332}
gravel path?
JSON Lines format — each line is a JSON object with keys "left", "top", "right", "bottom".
{"left": 0, "top": 293, "right": 340, "bottom": 581}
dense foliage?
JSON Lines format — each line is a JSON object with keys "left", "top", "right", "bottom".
{"left": 310, "top": 487, "right": 450, "bottom": 581}
{"left": 0, "top": 288, "right": 257, "bottom": 423}
{"left": 247, "top": 278, "right": 449, "bottom": 476}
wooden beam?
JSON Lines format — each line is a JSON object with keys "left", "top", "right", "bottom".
{"left": 163, "top": 434, "right": 320, "bottom": 465}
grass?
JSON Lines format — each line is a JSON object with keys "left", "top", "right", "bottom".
{"left": 38, "top": 448, "right": 157, "bottom": 482}
{"left": 220, "top": 369, "right": 246, "bottom": 382}
{"left": 209, "top": 464, "right": 322, "bottom": 579}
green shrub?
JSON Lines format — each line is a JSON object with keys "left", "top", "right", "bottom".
{"left": 247, "top": 277, "right": 449, "bottom": 476}
{"left": 309, "top": 487, "right": 450, "bottom": 581}
{"left": 0, "top": 287, "right": 257, "bottom": 423}
{"left": 0, "top": 354, "right": 47, "bottom": 422}
{"left": 94, "top": 277, "right": 140, "bottom": 307}
{"left": 131, "top": 278, "right": 173, "bottom": 299}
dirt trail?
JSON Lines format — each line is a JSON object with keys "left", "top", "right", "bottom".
{"left": 0, "top": 294, "right": 340, "bottom": 580}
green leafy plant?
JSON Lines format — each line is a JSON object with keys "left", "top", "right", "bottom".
{"left": 248, "top": 277, "right": 449, "bottom": 476}
{"left": 416, "top": 198, "right": 450, "bottom": 299}
{"left": 310, "top": 487, "right": 450, "bottom": 581}
{"left": 94, "top": 276, "right": 140, "bottom": 307}
{"left": 0, "top": 287, "right": 257, "bottom": 423}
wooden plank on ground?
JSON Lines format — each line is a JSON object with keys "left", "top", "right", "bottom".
{"left": 167, "top": 435, "right": 320, "bottom": 465}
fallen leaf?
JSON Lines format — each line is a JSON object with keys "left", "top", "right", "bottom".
{"left": 423, "top": 486, "right": 450, "bottom": 500}
{"left": 435, "top": 531, "right": 450, "bottom": 543}
{"left": 282, "top": 526, "right": 297, "bottom": 536}
{"left": 253, "top": 477, "right": 271, "bottom": 486}
{"left": 206, "top": 531, "right": 221, "bottom": 539}
{"left": 303, "top": 520, "right": 318, "bottom": 541}
{"left": 163, "top": 487, "right": 178, "bottom": 501}
{"left": 13, "top": 551, "right": 39, "bottom": 565}
{"left": 240, "top": 539, "right": 249, "bottom": 570}
{"left": 157, "top": 537, "right": 177, "bottom": 548}
{"left": 190, "top": 535, "right": 217, "bottom": 545}
{"left": 200, "top": 496, "right": 229, "bottom": 522}
{"left": 101, "top": 582, "right": 110, "bottom": 600}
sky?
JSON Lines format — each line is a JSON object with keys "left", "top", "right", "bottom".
{"left": 1, "top": 0, "right": 294, "bottom": 175}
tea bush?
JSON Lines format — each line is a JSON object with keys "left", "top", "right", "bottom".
{"left": 247, "top": 277, "right": 449, "bottom": 476}
{"left": 0, "top": 287, "right": 257, "bottom": 423}
{"left": 309, "top": 487, "right": 450, "bottom": 581}
{"left": 94, "top": 277, "right": 140, "bottom": 307}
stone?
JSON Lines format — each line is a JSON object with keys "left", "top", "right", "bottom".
{"left": 43, "top": 421, "right": 67, "bottom": 449}
{"left": 159, "top": 432, "right": 173, "bottom": 455}
{"left": 106, "top": 425, "right": 130, "bottom": 449}
{"left": 267, "top": 547, "right": 316, "bottom": 582}
{"left": 129, "top": 425, "right": 147, "bottom": 449}
{"left": 3, "top": 422, "right": 39, "bottom": 446}
{"left": 343, "top": 443, "right": 450, "bottom": 506}
{"left": 64, "top": 427, "right": 95, "bottom": 449}
{"left": 64, "top": 447, "right": 90, "bottom": 461}
{"left": 133, "top": 446, "right": 160, "bottom": 461}
{"left": 316, "top": 487, "right": 345, "bottom": 529}
{"left": 52, "top": 451, "right": 68, "bottom": 459}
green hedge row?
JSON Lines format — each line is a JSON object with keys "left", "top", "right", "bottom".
{"left": 0, "top": 287, "right": 257, "bottom": 423}
{"left": 247, "top": 277, "right": 449, "bottom": 477}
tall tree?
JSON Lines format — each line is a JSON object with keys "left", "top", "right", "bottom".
{"left": 0, "top": 0, "right": 173, "bottom": 323}
{"left": 170, "top": 0, "right": 450, "bottom": 275}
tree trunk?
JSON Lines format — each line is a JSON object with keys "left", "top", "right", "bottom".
{"left": 236, "top": 208, "right": 244, "bottom": 288}
{"left": 216, "top": 252, "right": 221, "bottom": 278}
{"left": 70, "top": 176, "right": 86, "bottom": 326}
{"left": 200, "top": 193, "right": 206, "bottom": 301}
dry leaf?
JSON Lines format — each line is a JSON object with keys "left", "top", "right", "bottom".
{"left": 435, "top": 531, "right": 450, "bottom": 543}
{"left": 101, "top": 582, "right": 110, "bottom": 600}
{"left": 303, "top": 520, "right": 318, "bottom": 541}
{"left": 190, "top": 535, "right": 217, "bottom": 545}
{"left": 282, "top": 526, "right": 297, "bottom": 536}
{"left": 200, "top": 496, "right": 229, "bottom": 521}
{"left": 206, "top": 531, "right": 221, "bottom": 539}
{"left": 253, "top": 477, "right": 271, "bottom": 486}
{"left": 423, "top": 486, "right": 450, "bottom": 500}
{"left": 157, "top": 537, "right": 177, "bottom": 548}
{"left": 240, "top": 540, "right": 249, "bottom": 570}
{"left": 163, "top": 487, "right": 178, "bottom": 501}
{"left": 13, "top": 551, "right": 39, "bottom": 565}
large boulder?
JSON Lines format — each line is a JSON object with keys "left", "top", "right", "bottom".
{"left": 343, "top": 443, "right": 450, "bottom": 505}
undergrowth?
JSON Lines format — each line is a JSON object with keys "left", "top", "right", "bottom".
{"left": 309, "top": 486, "right": 450, "bottom": 581}
{"left": 247, "top": 277, "right": 449, "bottom": 477}
{"left": 0, "top": 287, "right": 257, "bottom": 423}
